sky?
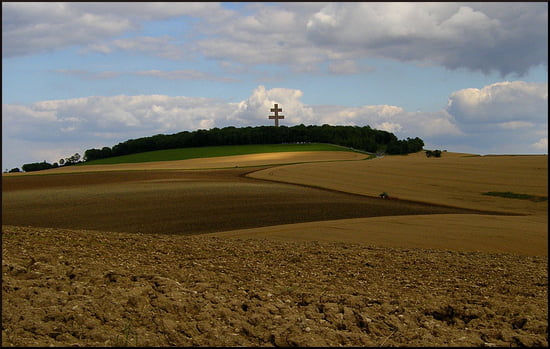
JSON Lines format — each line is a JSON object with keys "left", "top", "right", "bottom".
{"left": 2, "top": 2, "right": 548, "bottom": 170}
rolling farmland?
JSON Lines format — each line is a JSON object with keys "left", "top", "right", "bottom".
{"left": 2, "top": 148, "right": 547, "bottom": 347}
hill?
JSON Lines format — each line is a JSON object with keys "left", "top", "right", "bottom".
{"left": 16, "top": 124, "right": 424, "bottom": 172}
{"left": 81, "top": 143, "right": 364, "bottom": 165}
{"left": 82, "top": 124, "right": 424, "bottom": 162}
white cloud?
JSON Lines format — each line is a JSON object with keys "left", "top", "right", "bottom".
{"left": 498, "top": 121, "right": 535, "bottom": 130}
{"left": 3, "top": 2, "right": 546, "bottom": 76}
{"left": 192, "top": 2, "right": 547, "bottom": 75}
{"left": 2, "top": 2, "right": 231, "bottom": 58}
{"left": 307, "top": 105, "right": 462, "bottom": 138}
{"left": 3, "top": 104, "right": 57, "bottom": 122}
{"left": 447, "top": 81, "right": 548, "bottom": 124}
{"left": 375, "top": 122, "right": 402, "bottom": 134}
{"left": 2, "top": 95, "right": 233, "bottom": 144}
{"left": 531, "top": 138, "right": 548, "bottom": 151}
{"left": 73, "top": 2, "right": 230, "bottom": 21}
{"left": 228, "top": 85, "right": 315, "bottom": 126}
{"left": 108, "top": 36, "right": 189, "bottom": 60}
{"left": 2, "top": 3, "right": 134, "bottom": 58}
{"left": 305, "top": 2, "right": 547, "bottom": 76}
{"left": 2, "top": 82, "right": 548, "bottom": 169}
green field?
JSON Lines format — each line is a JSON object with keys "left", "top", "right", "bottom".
{"left": 82, "top": 143, "right": 362, "bottom": 165}
{"left": 483, "top": 191, "right": 548, "bottom": 202}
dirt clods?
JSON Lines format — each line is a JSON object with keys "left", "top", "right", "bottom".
{"left": 2, "top": 225, "right": 547, "bottom": 347}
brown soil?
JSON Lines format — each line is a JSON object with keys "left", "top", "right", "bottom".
{"left": 2, "top": 226, "right": 547, "bottom": 347}
{"left": 2, "top": 152, "right": 548, "bottom": 347}
{"left": 2, "top": 168, "right": 494, "bottom": 236}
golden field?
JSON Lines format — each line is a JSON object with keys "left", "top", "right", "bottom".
{"left": 214, "top": 151, "right": 548, "bottom": 256}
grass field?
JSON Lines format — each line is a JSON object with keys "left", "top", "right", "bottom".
{"left": 483, "top": 191, "right": 548, "bottom": 202}
{"left": 82, "top": 143, "right": 360, "bottom": 165}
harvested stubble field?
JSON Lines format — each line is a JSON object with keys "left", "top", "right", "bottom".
{"left": 2, "top": 150, "right": 548, "bottom": 347}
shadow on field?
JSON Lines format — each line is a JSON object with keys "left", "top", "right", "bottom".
{"left": 2, "top": 168, "right": 501, "bottom": 235}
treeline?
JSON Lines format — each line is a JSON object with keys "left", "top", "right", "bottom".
{"left": 84, "top": 124, "right": 424, "bottom": 162}
{"left": 15, "top": 153, "right": 82, "bottom": 173}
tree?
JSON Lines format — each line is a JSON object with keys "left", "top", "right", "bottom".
{"left": 64, "top": 153, "right": 81, "bottom": 165}
{"left": 22, "top": 161, "right": 53, "bottom": 172}
{"left": 426, "top": 149, "right": 442, "bottom": 158}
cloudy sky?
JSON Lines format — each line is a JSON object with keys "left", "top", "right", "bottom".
{"left": 2, "top": 2, "right": 548, "bottom": 170}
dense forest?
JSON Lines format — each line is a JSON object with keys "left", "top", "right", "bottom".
{"left": 15, "top": 125, "right": 424, "bottom": 172}
{"left": 83, "top": 124, "right": 424, "bottom": 162}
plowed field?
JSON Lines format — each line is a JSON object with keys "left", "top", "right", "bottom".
{"left": 2, "top": 168, "right": 497, "bottom": 236}
{"left": 2, "top": 151, "right": 548, "bottom": 347}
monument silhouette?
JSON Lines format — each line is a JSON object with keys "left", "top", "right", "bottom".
{"left": 268, "top": 103, "right": 284, "bottom": 127}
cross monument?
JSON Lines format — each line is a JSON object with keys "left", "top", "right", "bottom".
{"left": 269, "top": 103, "right": 284, "bottom": 127}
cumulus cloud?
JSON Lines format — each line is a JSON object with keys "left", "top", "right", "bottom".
{"left": 1, "top": 2, "right": 230, "bottom": 58}
{"left": 2, "top": 95, "right": 232, "bottom": 145}
{"left": 2, "top": 82, "right": 548, "bottom": 169}
{"left": 531, "top": 138, "right": 548, "bottom": 151}
{"left": 2, "top": 3, "right": 133, "bottom": 58}
{"left": 4, "top": 2, "right": 546, "bottom": 76}
{"left": 305, "top": 105, "right": 462, "bottom": 138}
{"left": 192, "top": 2, "right": 547, "bottom": 75}
{"left": 442, "top": 81, "right": 548, "bottom": 154}
{"left": 447, "top": 81, "right": 548, "bottom": 124}
{"left": 193, "top": 4, "right": 336, "bottom": 72}
{"left": 305, "top": 2, "right": 548, "bottom": 76}
{"left": 228, "top": 86, "right": 315, "bottom": 126}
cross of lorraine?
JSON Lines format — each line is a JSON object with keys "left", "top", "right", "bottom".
{"left": 269, "top": 103, "right": 284, "bottom": 127}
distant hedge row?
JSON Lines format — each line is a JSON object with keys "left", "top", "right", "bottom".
{"left": 84, "top": 125, "right": 424, "bottom": 162}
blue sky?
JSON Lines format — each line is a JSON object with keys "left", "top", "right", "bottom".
{"left": 2, "top": 2, "right": 548, "bottom": 170}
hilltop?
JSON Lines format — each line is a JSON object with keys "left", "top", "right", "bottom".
{"left": 13, "top": 124, "right": 424, "bottom": 172}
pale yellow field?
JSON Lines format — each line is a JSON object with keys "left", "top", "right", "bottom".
{"left": 208, "top": 152, "right": 548, "bottom": 256}
{"left": 249, "top": 151, "right": 548, "bottom": 215}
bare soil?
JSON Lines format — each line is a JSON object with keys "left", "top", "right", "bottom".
{"left": 2, "top": 225, "right": 547, "bottom": 347}
{"left": 2, "top": 152, "right": 548, "bottom": 347}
